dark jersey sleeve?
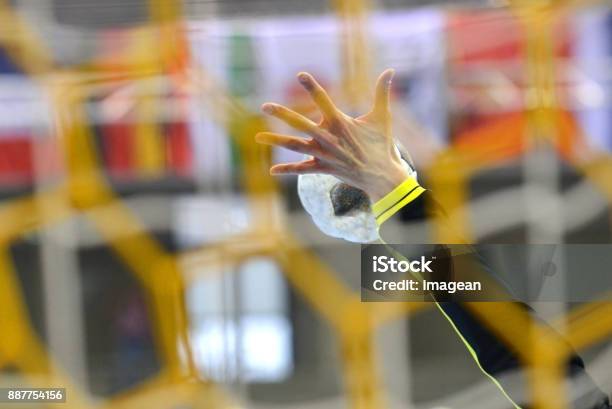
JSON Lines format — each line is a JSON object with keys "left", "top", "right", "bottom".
{"left": 372, "top": 177, "right": 611, "bottom": 409}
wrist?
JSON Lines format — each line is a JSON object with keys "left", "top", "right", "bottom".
{"left": 367, "top": 164, "right": 411, "bottom": 202}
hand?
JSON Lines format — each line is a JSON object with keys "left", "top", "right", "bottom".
{"left": 255, "top": 69, "right": 411, "bottom": 202}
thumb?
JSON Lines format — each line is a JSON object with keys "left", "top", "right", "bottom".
{"left": 371, "top": 68, "right": 395, "bottom": 117}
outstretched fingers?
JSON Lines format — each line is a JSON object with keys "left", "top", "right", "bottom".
{"left": 260, "top": 103, "right": 351, "bottom": 160}
{"left": 296, "top": 72, "right": 338, "bottom": 121}
{"left": 261, "top": 103, "right": 321, "bottom": 137}
{"left": 269, "top": 157, "right": 331, "bottom": 175}
{"left": 255, "top": 132, "right": 315, "bottom": 155}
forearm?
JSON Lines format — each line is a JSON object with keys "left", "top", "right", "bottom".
{"left": 373, "top": 177, "right": 610, "bottom": 409}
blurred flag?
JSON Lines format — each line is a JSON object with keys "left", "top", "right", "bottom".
{"left": 573, "top": 8, "right": 612, "bottom": 152}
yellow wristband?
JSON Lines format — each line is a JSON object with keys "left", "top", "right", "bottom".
{"left": 372, "top": 177, "right": 425, "bottom": 226}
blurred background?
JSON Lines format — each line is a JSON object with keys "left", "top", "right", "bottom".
{"left": 0, "top": 0, "right": 612, "bottom": 408}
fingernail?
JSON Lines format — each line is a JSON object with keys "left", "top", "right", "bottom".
{"left": 297, "top": 73, "right": 309, "bottom": 83}
{"left": 298, "top": 73, "right": 314, "bottom": 91}
{"left": 261, "top": 104, "right": 275, "bottom": 114}
{"left": 387, "top": 69, "right": 395, "bottom": 85}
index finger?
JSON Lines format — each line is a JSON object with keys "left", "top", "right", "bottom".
{"left": 297, "top": 72, "right": 339, "bottom": 121}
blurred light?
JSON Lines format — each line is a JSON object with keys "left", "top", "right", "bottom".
{"left": 240, "top": 315, "right": 292, "bottom": 382}
{"left": 575, "top": 82, "right": 606, "bottom": 109}
{"left": 188, "top": 258, "right": 292, "bottom": 383}
{"left": 0, "top": 76, "right": 50, "bottom": 130}
{"left": 174, "top": 195, "right": 251, "bottom": 247}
